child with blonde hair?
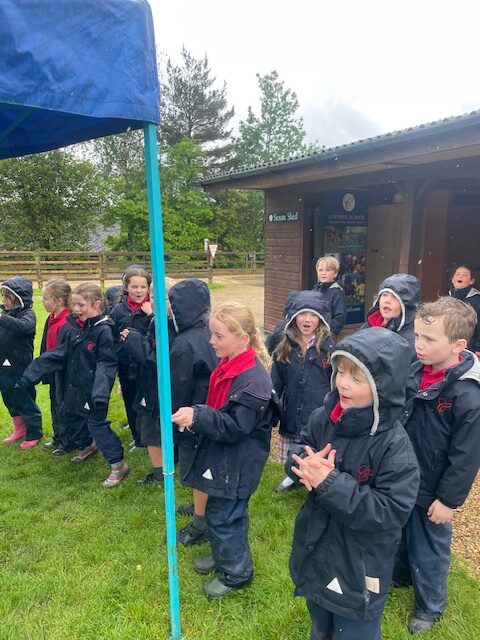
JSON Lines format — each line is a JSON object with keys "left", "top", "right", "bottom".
{"left": 23, "top": 282, "right": 127, "bottom": 487}
{"left": 312, "top": 255, "right": 346, "bottom": 337}
{"left": 172, "top": 302, "right": 280, "bottom": 598}
{"left": 40, "top": 278, "right": 93, "bottom": 458}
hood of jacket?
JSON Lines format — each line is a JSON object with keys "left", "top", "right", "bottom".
{"left": 331, "top": 327, "right": 411, "bottom": 435}
{"left": 1, "top": 276, "right": 33, "bottom": 309}
{"left": 367, "top": 273, "right": 420, "bottom": 332}
{"left": 169, "top": 278, "right": 211, "bottom": 334}
{"left": 460, "top": 351, "right": 480, "bottom": 384}
{"left": 284, "top": 290, "right": 332, "bottom": 337}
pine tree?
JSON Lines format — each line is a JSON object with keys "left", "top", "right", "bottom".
{"left": 234, "top": 71, "right": 315, "bottom": 167}
{"left": 160, "top": 47, "right": 234, "bottom": 169}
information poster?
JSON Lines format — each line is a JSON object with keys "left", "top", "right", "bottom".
{"left": 324, "top": 190, "right": 368, "bottom": 324}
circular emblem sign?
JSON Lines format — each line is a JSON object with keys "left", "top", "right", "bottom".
{"left": 342, "top": 193, "right": 356, "bottom": 212}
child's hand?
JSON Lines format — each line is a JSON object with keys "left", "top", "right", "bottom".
{"left": 141, "top": 300, "right": 153, "bottom": 316}
{"left": 427, "top": 499, "right": 453, "bottom": 525}
{"left": 172, "top": 407, "right": 194, "bottom": 432}
{"left": 119, "top": 328, "right": 130, "bottom": 342}
{"left": 291, "top": 444, "right": 336, "bottom": 491}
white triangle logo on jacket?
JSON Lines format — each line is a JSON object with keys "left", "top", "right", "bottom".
{"left": 84, "top": 402, "right": 90, "bottom": 410}
{"left": 202, "top": 468, "right": 214, "bottom": 480}
{"left": 140, "top": 397, "right": 147, "bottom": 407}
{"left": 2, "top": 359, "right": 11, "bottom": 366}
{"left": 326, "top": 577, "right": 343, "bottom": 595}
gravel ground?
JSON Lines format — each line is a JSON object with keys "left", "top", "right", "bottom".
{"left": 203, "top": 273, "right": 480, "bottom": 579}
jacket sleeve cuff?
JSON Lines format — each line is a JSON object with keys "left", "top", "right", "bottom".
{"left": 313, "top": 468, "right": 340, "bottom": 498}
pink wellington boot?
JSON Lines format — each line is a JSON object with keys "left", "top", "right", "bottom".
{"left": 20, "top": 437, "right": 43, "bottom": 450}
{"left": 3, "top": 416, "right": 26, "bottom": 443}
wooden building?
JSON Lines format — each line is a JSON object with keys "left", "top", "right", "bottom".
{"left": 202, "top": 111, "right": 480, "bottom": 331}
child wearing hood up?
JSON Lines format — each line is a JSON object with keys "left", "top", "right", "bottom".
{"left": 286, "top": 327, "right": 419, "bottom": 640}
{"left": 362, "top": 273, "right": 420, "bottom": 358}
{"left": 0, "top": 276, "right": 43, "bottom": 448}
{"left": 272, "top": 290, "right": 334, "bottom": 492}
{"left": 168, "top": 278, "right": 218, "bottom": 546}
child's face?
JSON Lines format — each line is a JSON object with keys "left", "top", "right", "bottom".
{"left": 127, "top": 276, "right": 149, "bottom": 303}
{"left": 209, "top": 316, "right": 248, "bottom": 360}
{"left": 451, "top": 267, "right": 474, "bottom": 290}
{"left": 1, "top": 291, "right": 17, "bottom": 311}
{"left": 71, "top": 294, "right": 101, "bottom": 322}
{"left": 378, "top": 292, "right": 402, "bottom": 321}
{"left": 316, "top": 261, "right": 337, "bottom": 283}
{"left": 295, "top": 312, "right": 320, "bottom": 340}
{"left": 414, "top": 316, "right": 464, "bottom": 372}
{"left": 42, "top": 289, "right": 58, "bottom": 314}
{"left": 335, "top": 363, "right": 373, "bottom": 411}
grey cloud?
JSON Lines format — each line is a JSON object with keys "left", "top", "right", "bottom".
{"left": 301, "top": 100, "right": 381, "bottom": 148}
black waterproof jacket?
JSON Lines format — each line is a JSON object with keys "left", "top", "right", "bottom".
{"left": 448, "top": 286, "right": 480, "bottom": 352}
{"left": 272, "top": 291, "right": 334, "bottom": 438}
{"left": 0, "top": 276, "right": 36, "bottom": 378}
{"left": 362, "top": 273, "right": 420, "bottom": 356}
{"left": 312, "top": 281, "right": 347, "bottom": 336}
{"left": 287, "top": 328, "right": 419, "bottom": 621}
{"left": 111, "top": 293, "right": 152, "bottom": 380}
{"left": 169, "top": 278, "right": 218, "bottom": 408}
{"left": 39, "top": 313, "right": 82, "bottom": 402}
{"left": 24, "top": 313, "right": 117, "bottom": 422}
{"left": 182, "top": 359, "right": 280, "bottom": 499}
{"left": 400, "top": 351, "right": 480, "bottom": 509}
{"left": 118, "top": 317, "right": 158, "bottom": 417}
{"left": 168, "top": 279, "right": 218, "bottom": 449}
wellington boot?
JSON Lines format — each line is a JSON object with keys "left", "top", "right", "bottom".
{"left": 3, "top": 416, "right": 26, "bottom": 443}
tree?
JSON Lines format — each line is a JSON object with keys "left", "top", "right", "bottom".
{"left": 160, "top": 47, "right": 234, "bottom": 168}
{"left": 0, "top": 150, "right": 108, "bottom": 250}
{"left": 234, "top": 71, "right": 312, "bottom": 167}
{"left": 161, "top": 138, "right": 214, "bottom": 251}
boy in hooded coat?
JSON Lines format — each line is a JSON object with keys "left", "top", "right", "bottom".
{"left": 287, "top": 327, "right": 419, "bottom": 640}
{"left": 362, "top": 273, "right": 420, "bottom": 358}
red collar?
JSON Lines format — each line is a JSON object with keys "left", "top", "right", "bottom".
{"left": 420, "top": 357, "right": 462, "bottom": 390}
{"left": 206, "top": 347, "right": 256, "bottom": 409}
{"left": 46, "top": 307, "right": 70, "bottom": 350}
{"left": 368, "top": 310, "right": 386, "bottom": 327}
{"left": 330, "top": 401, "right": 343, "bottom": 423}
{"left": 127, "top": 294, "right": 147, "bottom": 312}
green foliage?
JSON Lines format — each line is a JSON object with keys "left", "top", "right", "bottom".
{"left": 0, "top": 150, "right": 108, "bottom": 250}
{"left": 161, "top": 139, "right": 214, "bottom": 251}
{"left": 209, "top": 189, "right": 264, "bottom": 251}
{"left": 234, "top": 71, "right": 313, "bottom": 167}
{"left": 160, "top": 47, "right": 234, "bottom": 168}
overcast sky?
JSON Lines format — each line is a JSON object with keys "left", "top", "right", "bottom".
{"left": 151, "top": 0, "right": 480, "bottom": 148}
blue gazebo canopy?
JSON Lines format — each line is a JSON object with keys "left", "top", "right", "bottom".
{"left": 0, "top": 0, "right": 160, "bottom": 158}
{"left": 0, "top": 3, "right": 183, "bottom": 639}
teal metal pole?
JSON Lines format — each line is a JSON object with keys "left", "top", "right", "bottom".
{"left": 143, "top": 122, "right": 183, "bottom": 640}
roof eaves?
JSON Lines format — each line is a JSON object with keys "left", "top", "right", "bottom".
{"left": 202, "top": 109, "right": 480, "bottom": 185}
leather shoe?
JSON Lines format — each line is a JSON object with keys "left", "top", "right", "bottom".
{"left": 408, "top": 616, "right": 436, "bottom": 634}
{"left": 194, "top": 554, "right": 216, "bottom": 575}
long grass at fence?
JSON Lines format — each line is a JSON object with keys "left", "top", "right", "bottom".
{"left": 0, "top": 293, "right": 478, "bottom": 639}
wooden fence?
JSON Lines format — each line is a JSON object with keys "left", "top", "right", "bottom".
{"left": 0, "top": 250, "right": 264, "bottom": 287}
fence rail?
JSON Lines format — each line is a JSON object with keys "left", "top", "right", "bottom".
{"left": 0, "top": 250, "right": 264, "bottom": 287}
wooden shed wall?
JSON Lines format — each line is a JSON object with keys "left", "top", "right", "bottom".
{"left": 264, "top": 189, "right": 305, "bottom": 331}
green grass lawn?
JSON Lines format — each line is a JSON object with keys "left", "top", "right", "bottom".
{"left": 0, "top": 291, "right": 478, "bottom": 639}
